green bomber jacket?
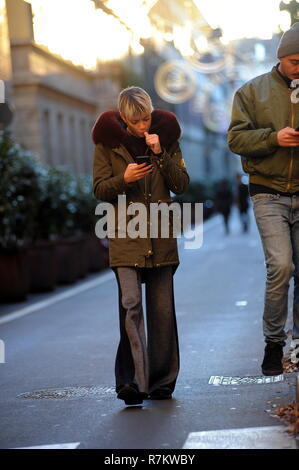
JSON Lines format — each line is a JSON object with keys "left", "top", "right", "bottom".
{"left": 227, "top": 66, "right": 299, "bottom": 193}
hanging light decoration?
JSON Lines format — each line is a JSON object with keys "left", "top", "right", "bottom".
{"left": 154, "top": 60, "right": 197, "bottom": 104}
{"left": 172, "top": 23, "right": 227, "bottom": 74}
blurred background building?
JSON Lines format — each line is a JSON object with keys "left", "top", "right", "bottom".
{"left": 0, "top": 0, "right": 297, "bottom": 180}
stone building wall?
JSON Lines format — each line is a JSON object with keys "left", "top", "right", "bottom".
{"left": 4, "top": 0, "right": 119, "bottom": 174}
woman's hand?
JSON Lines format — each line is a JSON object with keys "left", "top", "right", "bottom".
{"left": 144, "top": 132, "right": 162, "bottom": 154}
{"left": 124, "top": 162, "right": 153, "bottom": 183}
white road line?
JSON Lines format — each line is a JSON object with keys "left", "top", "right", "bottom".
{"left": 0, "top": 271, "right": 114, "bottom": 326}
{"left": 183, "top": 426, "right": 296, "bottom": 449}
{"left": 14, "top": 442, "right": 80, "bottom": 449}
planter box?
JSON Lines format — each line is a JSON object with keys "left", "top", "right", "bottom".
{"left": 86, "top": 233, "right": 109, "bottom": 272}
{"left": 0, "top": 250, "right": 30, "bottom": 301}
{"left": 27, "top": 240, "right": 56, "bottom": 292}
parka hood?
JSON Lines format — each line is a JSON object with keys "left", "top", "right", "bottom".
{"left": 91, "top": 109, "right": 181, "bottom": 151}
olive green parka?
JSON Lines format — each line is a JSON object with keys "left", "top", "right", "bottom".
{"left": 92, "top": 109, "right": 189, "bottom": 270}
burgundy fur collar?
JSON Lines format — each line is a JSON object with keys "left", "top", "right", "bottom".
{"left": 91, "top": 109, "right": 181, "bottom": 151}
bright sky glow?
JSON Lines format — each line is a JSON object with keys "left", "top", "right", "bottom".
{"left": 195, "top": 0, "right": 292, "bottom": 42}
{"left": 106, "top": 0, "right": 153, "bottom": 39}
{"left": 26, "top": 0, "right": 149, "bottom": 68}
{"left": 24, "top": 0, "right": 294, "bottom": 69}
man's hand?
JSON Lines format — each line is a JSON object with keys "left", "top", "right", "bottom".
{"left": 277, "top": 127, "right": 299, "bottom": 147}
{"left": 144, "top": 131, "right": 162, "bottom": 154}
{"left": 124, "top": 162, "right": 153, "bottom": 183}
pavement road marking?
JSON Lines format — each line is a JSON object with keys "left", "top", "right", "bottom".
{"left": 18, "top": 385, "right": 115, "bottom": 399}
{"left": 182, "top": 426, "right": 297, "bottom": 449}
{"left": 14, "top": 442, "right": 80, "bottom": 449}
{"left": 209, "top": 375, "right": 284, "bottom": 385}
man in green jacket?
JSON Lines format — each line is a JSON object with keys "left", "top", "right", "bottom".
{"left": 228, "top": 22, "right": 299, "bottom": 376}
{"left": 92, "top": 86, "right": 189, "bottom": 405}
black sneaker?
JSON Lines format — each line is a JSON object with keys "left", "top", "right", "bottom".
{"left": 116, "top": 383, "right": 144, "bottom": 406}
{"left": 148, "top": 387, "right": 173, "bottom": 400}
{"left": 261, "top": 342, "right": 283, "bottom": 376}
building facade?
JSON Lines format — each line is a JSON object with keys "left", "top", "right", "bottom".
{"left": 1, "top": 0, "right": 119, "bottom": 174}
{"left": 1, "top": 0, "right": 278, "bottom": 184}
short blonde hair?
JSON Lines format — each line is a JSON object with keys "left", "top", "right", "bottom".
{"left": 118, "top": 86, "right": 153, "bottom": 120}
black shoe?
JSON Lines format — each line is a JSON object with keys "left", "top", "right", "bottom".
{"left": 148, "top": 387, "right": 173, "bottom": 400}
{"left": 261, "top": 342, "right": 284, "bottom": 376}
{"left": 117, "top": 383, "right": 144, "bottom": 405}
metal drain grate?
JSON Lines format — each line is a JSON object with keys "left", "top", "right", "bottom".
{"left": 209, "top": 375, "right": 284, "bottom": 386}
{"left": 17, "top": 385, "right": 115, "bottom": 399}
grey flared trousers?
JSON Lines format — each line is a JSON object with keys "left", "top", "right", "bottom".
{"left": 113, "top": 266, "right": 179, "bottom": 394}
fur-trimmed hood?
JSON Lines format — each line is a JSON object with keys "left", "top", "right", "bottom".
{"left": 91, "top": 109, "right": 181, "bottom": 151}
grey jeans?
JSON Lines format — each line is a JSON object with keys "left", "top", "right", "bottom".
{"left": 252, "top": 193, "right": 299, "bottom": 345}
{"left": 113, "top": 266, "right": 179, "bottom": 394}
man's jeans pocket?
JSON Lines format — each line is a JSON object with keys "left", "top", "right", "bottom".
{"left": 250, "top": 193, "right": 280, "bottom": 205}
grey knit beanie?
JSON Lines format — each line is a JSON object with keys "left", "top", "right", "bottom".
{"left": 277, "top": 22, "right": 299, "bottom": 59}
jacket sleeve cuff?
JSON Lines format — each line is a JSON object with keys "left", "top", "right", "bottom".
{"left": 267, "top": 131, "right": 278, "bottom": 150}
{"left": 121, "top": 174, "right": 136, "bottom": 191}
{"left": 153, "top": 148, "right": 171, "bottom": 170}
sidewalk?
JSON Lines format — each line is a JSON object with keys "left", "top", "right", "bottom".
{"left": 0, "top": 207, "right": 298, "bottom": 449}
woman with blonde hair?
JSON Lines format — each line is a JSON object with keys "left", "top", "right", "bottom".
{"left": 92, "top": 86, "right": 189, "bottom": 405}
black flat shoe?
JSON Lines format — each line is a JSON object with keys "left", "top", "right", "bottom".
{"left": 148, "top": 387, "right": 173, "bottom": 400}
{"left": 117, "top": 384, "right": 144, "bottom": 405}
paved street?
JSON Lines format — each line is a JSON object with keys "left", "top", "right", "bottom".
{"left": 0, "top": 207, "right": 298, "bottom": 450}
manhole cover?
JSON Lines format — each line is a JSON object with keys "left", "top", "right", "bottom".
{"left": 17, "top": 385, "right": 115, "bottom": 399}
{"left": 209, "top": 375, "right": 284, "bottom": 386}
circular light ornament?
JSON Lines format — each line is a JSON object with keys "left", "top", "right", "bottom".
{"left": 182, "top": 30, "right": 227, "bottom": 74}
{"left": 154, "top": 60, "right": 197, "bottom": 104}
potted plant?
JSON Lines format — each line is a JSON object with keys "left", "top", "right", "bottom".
{"left": 0, "top": 130, "right": 109, "bottom": 301}
{"left": 39, "top": 167, "right": 81, "bottom": 284}
{"left": 74, "top": 174, "right": 109, "bottom": 273}
{"left": 0, "top": 131, "right": 41, "bottom": 300}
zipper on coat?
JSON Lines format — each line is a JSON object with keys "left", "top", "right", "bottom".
{"left": 286, "top": 93, "right": 295, "bottom": 191}
{"left": 144, "top": 172, "right": 153, "bottom": 255}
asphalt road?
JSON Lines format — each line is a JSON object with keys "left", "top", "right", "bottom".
{"left": 0, "top": 207, "right": 298, "bottom": 450}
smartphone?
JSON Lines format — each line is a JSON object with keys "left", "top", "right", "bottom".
{"left": 295, "top": 126, "right": 299, "bottom": 132}
{"left": 136, "top": 155, "right": 151, "bottom": 165}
